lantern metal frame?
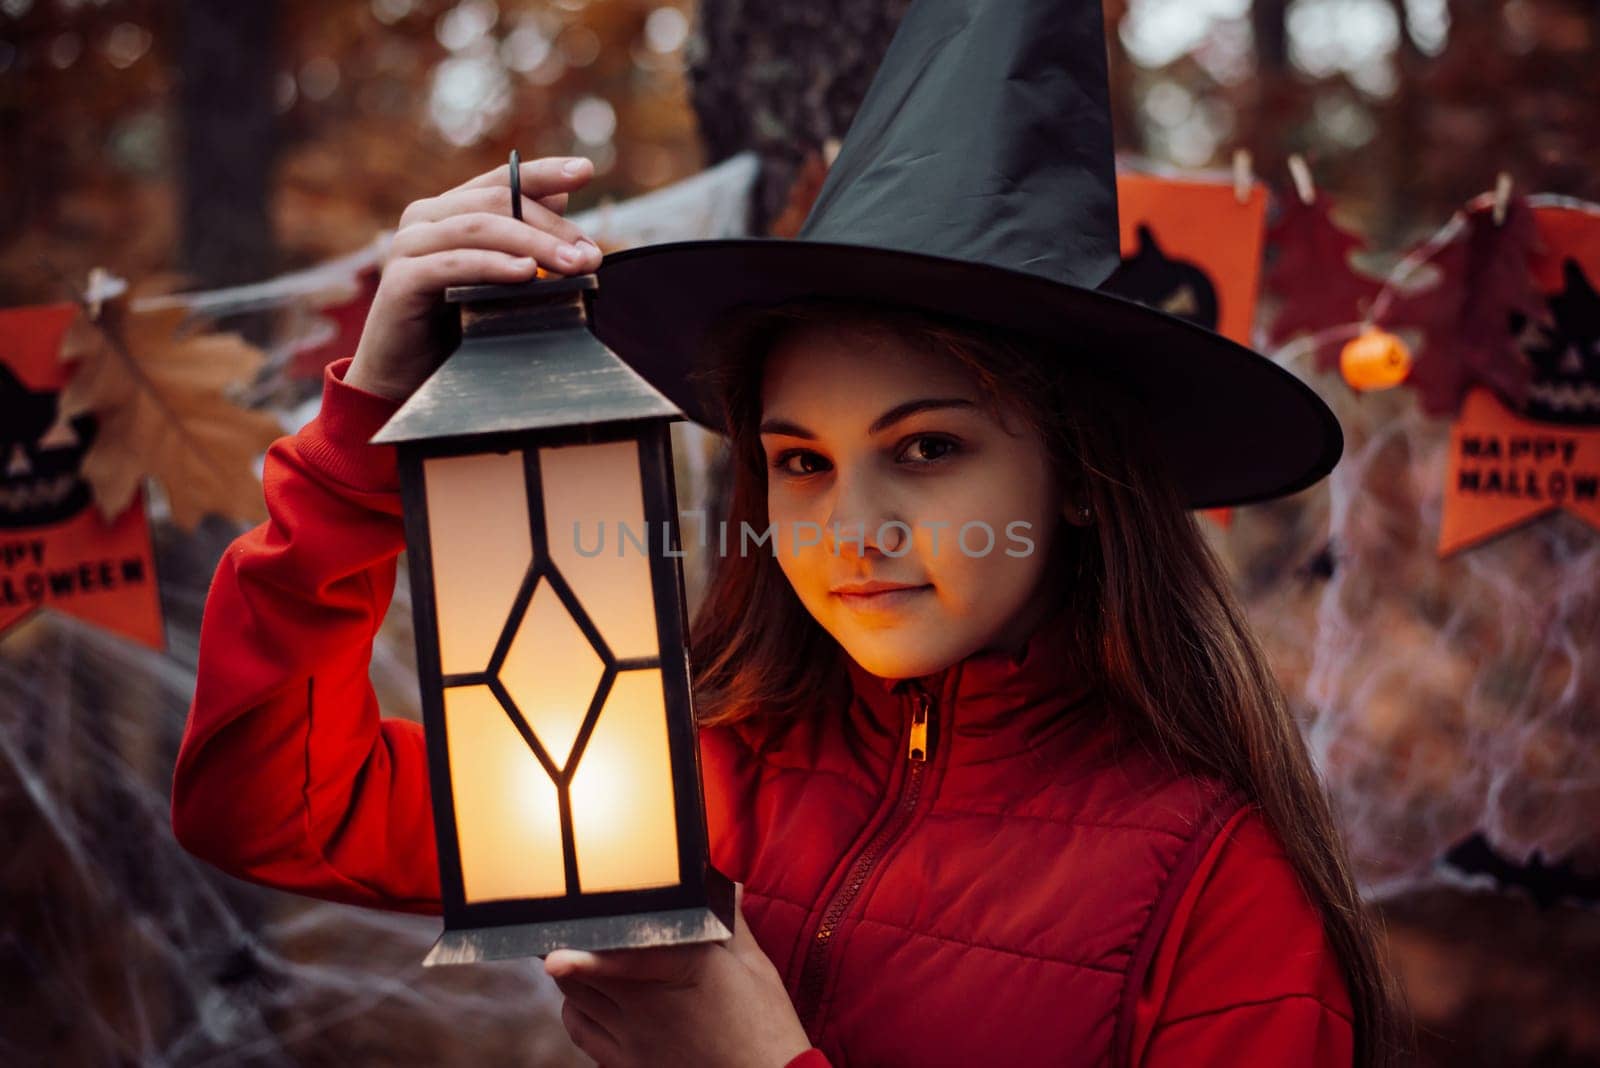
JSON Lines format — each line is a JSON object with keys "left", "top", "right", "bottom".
{"left": 374, "top": 273, "right": 735, "bottom": 965}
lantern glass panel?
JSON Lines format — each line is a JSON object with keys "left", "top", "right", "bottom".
{"left": 502, "top": 581, "right": 605, "bottom": 769}
{"left": 540, "top": 440, "right": 660, "bottom": 659}
{"left": 417, "top": 430, "right": 689, "bottom": 905}
{"left": 443, "top": 684, "right": 566, "bottom": 902}
{"left": 423, "top": 452, "right": 533, "bottom": 674}
{"left": 571, "top": 667, "right": 680, "bottom": 893}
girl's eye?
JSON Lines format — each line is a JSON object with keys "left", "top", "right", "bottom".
{"left": 771, "top": 449, "right": 830, "bottom": 477}
{"left": 897, "top": 434, "right": 960, "bottom": 466}
{"left": 768, "top": 436, "right": 962, "bottom": 478}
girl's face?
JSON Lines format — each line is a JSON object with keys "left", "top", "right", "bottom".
{"left": 759, "top": 319, "right": 1074, "bottom": 679}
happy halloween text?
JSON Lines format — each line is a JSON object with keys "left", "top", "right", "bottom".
{"left": 1455, "top": 433, "right": 1600, "bottom": 501}
{"left": 0, "top": 538, "right": 149, "bottom": 607}
{"left": 1452, "top": 431, "right": 1600, "bottom": 502}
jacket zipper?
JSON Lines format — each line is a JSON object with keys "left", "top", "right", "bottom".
{"left": 795, "top": 684, "right": 936, "bottom": 1031}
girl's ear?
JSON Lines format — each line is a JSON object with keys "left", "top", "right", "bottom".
{"left": 1062, "top": 498, "right": 1093, "bottom": 527}
{"left": 1061, "top": 474, "right": 1093, "bottom": 527}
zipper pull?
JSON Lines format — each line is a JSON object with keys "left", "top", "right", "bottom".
{"left": 908, "top": 691, "right": 931, "bottom": 763}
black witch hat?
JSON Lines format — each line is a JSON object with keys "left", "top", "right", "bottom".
{"left": 589, "top": 0, "right": 1342, "bottom": 509}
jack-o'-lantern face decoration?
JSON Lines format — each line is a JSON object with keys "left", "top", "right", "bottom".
{"left": 0, "top": 364, "right": 98, "bottom": 529}
{"left": 1513, "top": 258, "right": 1600, "bottom": 426}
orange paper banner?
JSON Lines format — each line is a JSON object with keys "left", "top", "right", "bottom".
{"left": 1439, "top": 388, "right": 1600, "bottom": 555}
{"left": 0, "top": 303, "right": 164, "bottom": 649}
{"left": 1438, "top": 201, "right": 1600, "bottom": 555}
{"left": 1112, "top": 174, "right": 1269, "bottom": 527}
{"left": 1113, "top": 173, "right": 1268, "bottom": 346}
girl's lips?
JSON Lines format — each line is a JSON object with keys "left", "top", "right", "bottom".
{"left": 833, "top": 584, "right": 932, "bottom": 611}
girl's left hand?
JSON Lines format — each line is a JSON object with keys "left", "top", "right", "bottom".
{"left": 544, "top": 883, "right": 812, "bottom": 1068}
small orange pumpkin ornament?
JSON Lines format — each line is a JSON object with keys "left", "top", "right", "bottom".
{"left": 1339, "top": 327, "right": 1412, "bottom": 391}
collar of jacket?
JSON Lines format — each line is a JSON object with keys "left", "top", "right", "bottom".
{"left": 836, "top": 603, "right": 1102, "bottom": 768}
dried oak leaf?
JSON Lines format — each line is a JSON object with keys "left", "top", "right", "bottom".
{"left": 58, "top": 279, "right": 283, "bottom": 530}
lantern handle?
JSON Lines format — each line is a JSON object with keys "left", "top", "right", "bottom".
{"left": 509, "top": 149, "right": 523, "bottom": 222}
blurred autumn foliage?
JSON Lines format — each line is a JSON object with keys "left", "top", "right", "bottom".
{"left": 1, "top": 0, "right": 705, "bottom": 303}
{"left": 3, "top": 0, "right": 1598, "bottom": 307}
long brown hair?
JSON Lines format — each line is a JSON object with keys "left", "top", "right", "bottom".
{"left": 686, "top": 298, "right": 1413, "bottom": 1067}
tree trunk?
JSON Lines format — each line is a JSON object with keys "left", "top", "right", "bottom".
{"left": 1246, "top": 0, "right": 1297, "bottom": 205}
{"left": 176, "top": 0, "right": 279, "bottom": 289}
{"left": 686, "top": 0, "right": 913, "bottom": 235}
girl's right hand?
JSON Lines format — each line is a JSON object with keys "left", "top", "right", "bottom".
{"left": 345, "top": 155, "right": 605, "bottom": 402}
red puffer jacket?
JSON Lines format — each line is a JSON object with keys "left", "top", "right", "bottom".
{"left": 172, "top": 359, "right": 1355, "bottom": 1067}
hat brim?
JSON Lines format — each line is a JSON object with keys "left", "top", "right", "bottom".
{"left": 592, "top": 239, "right": 1342, "bottom": 510}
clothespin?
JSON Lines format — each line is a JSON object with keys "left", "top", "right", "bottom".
{"left": 1287, "top": 154, "right": 1315, "bottom": 205}
{"left": 83, "top": 266, "right": 126, "bottom": 320}
{"left": 1492, "top": 171, "right": 1513, "bottom": 226}
{"left": 1232, "top": 148, "right": 1253, "bottom": 205}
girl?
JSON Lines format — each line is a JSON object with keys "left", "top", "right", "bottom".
{"left": 172, "top": 152, "right": 1406, "bottom": 1067}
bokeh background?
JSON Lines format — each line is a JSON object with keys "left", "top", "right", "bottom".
{"left": 3, "top": 1, "right": 1599, "bottom": 1065}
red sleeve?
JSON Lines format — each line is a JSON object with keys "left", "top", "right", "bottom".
{"left": 783, "top": 1050, "right": 831, "bottom": 1068}
{"left": 170, "top": 357, "right": 444, "bottom": 915}
{"left": 1131, "top": 805, "right": 1355, "bottom": 1067}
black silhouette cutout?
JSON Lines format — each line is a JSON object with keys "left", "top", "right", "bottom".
{"left": 1442, "top": 831, "right": 1600, "bottom": 910}
{"left": 1511, "top": 258, "right": 1600, "bottom": 426}
{"left": 0, "top": 364, "right": 98, "bottom": 529}
{"left": 1100, "top": 222, "right": 1221, "bottom": 331}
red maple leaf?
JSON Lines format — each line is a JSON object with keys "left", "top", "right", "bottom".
{"left": 1263, "top": 195, "right": 1385, "bottom": 352}
{"left": 1389, "top": 194, "right": 1543, "bottom": 418}
{"left": 289, "top": 266, "right": 380, "bottom": 382}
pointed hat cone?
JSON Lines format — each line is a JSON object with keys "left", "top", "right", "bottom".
{"left": 797, "top": 0, "right": 1120, "bottom": 289}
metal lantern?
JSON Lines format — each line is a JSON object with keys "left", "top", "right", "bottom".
{"left": 371, "top": 271, "right": 734, "bottom": 965}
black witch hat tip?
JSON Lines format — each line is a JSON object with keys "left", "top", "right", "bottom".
{"left": 799, "top": 0, "right": 1121, "bottom": 292}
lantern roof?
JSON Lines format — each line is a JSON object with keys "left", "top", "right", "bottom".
{"left": 371, "top": 322, "right": 684, "bottom": 445}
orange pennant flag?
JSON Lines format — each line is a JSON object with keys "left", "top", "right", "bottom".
{"left": 1438, "top": 200, "right": 1600, "bottom": 555}
{"left": 1439, "top": 387, "right": 1600, "bottom": 555}
{"left": 1113, "top": 173, "right": 1267, "bottom": 346}
{"left": 0, "top": 303, "right": 164, "bottom": 650}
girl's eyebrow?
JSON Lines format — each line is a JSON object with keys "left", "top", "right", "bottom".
{"left": 759, "top": 397, "right": 977, "bottom": 439}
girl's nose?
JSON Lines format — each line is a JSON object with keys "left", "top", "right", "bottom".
{"left": 824, "top": 474, "right": 900, "bottom": 558}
